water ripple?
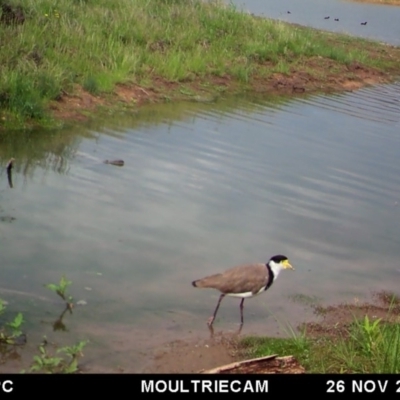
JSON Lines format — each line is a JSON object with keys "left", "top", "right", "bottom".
{"left": 3, "top": 79, "right": 400, "bottom": 370}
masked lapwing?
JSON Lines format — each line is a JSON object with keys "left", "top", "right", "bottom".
{"left": 192, "top": 255, "right": 294, "bottom": 327}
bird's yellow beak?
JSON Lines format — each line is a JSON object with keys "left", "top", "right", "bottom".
{"left": 282, "top": 260, "right": 294, "bottom": 270}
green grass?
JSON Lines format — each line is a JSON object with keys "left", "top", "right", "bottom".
{"left": 1, "top": 0, "right": 400, "bottom": 129}
{"left": 240, "top": 313, "right": 400, "bottom": 373}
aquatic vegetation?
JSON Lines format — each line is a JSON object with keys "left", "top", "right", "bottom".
{"left": 25, "top": 337, "right": 88, "bottom": 374}
{"left": 0, "top": 275, "right": 88, "bottom": 373}
{"left": 0, "top": 299, "right": 25, "bottom": 345}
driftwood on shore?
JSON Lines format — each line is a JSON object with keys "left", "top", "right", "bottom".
{"left": 199, "top": 354, "right": 305, "bottom": 374}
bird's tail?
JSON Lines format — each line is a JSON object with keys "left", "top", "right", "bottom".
{"left": 192, "top": 273, "right": 222, "bottom": 288}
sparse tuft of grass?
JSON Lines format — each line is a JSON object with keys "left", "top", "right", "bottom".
{"left": 241, "top": 334, "right": 311, "bottom": 363}
{"left": 83, "top": 76, "right": 99, "bottom": 95}
{"left": 240, "top": 310, "right": 400, "bottom": 373}
{"left": 330, "top": 315, "right": 400, "bottom": 373}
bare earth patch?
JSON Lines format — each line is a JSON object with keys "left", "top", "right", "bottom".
{"left": 49, "top": 86, "right": 107, "bottom": 122}
{"left": 142, "top": 332, "right": 239, "bottom": 374}
{"left": 302, "top": 290, "right": 400, "bottom": 340}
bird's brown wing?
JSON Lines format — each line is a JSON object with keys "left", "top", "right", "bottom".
{"left": 192, "top": 263, "right": 270, "bottom": 294}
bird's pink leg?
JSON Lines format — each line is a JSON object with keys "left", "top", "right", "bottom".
{"left": 239, "top": 298, "right": 245, "bottom": 326}
{"left": 207, "top": 294, "right": 225, "bottom": 326}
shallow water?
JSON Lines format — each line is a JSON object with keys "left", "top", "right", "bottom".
{"left": 1, "top": 81, "right": 400, "bottom": 371}
{"left": 230, "top": 0, "right": 400, "bottom": 46}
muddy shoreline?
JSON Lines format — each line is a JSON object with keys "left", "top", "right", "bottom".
{"left": 138, "top": 291, "right": 400, "bottom": 374}
{"left": 50, "top": 60, "right": 399, "bottom": 128}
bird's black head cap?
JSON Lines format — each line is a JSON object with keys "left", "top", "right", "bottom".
{"left": 269, "top": 255, "right": 288, "bottom": 263}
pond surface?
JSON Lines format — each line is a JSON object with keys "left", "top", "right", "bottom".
{"left": 1, "top": 0, "right": 400, "bottom": 372}
{"left": 229, "top": 0, "right": 400, "bottom": 46}
{"left": 1, "top": 82, "right": 399, "bottom": 371}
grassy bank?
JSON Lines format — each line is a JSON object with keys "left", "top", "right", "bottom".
{"left": 239, "top": 292, "right": 400, "bottom": 373}
{"left": 1, "top": 0, "right": 400, "bottom": 130}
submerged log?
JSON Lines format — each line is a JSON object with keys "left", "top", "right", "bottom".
{"left": 200, "top": 354, "right": 305, "bottom": 374}
{"left": 103, "top": 159, "right": 124, "bottom": 166}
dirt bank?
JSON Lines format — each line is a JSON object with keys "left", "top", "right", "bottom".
{"left": 50, "top": 59, "right": 397, "bottom": 126}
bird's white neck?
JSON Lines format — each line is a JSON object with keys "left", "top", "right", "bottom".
{"left": 268, "top": 260, "right": 283, "bottom": 281}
